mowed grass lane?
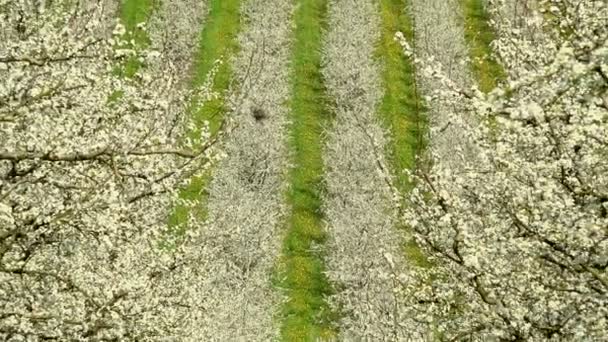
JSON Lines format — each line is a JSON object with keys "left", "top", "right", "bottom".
{"left": 277, "top": 0, "right": 338, "bottom": 340}
{"left": 460, "top": 0, "right": 506, "bottom": 93}
{"left": 118, "top": 0, "right": 154, "bottom": 77}
{"left": 377, "top": 0, "right": 430, "bottom": 268}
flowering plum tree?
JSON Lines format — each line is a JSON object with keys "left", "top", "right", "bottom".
{"left": 399, "top": 0, "right": 608, "bottom": 339}
{"left": 0, "top": 0, "right": 218, "bottom": 339}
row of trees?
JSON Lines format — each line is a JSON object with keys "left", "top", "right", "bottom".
{"left": 0, "top": 0, "right": 218, "bottom": 339}
{"left": 401, "top": 0, "right": 608, "bottom": 340}
{"left": 321, "top": 0, "right": 409, "bottom": 339}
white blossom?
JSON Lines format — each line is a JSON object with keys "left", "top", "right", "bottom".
{"left": 402, "top": 0, "right": 608, "bottom": 339}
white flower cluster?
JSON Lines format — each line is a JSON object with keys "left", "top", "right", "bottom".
{"left": 0, "top": 0, "right": 217, "bottom": 340}
{"left": 403, "top": 0, "right": 608, "bottom": 340}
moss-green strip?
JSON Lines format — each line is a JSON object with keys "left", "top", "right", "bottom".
{"left": 165, "top": 0, "right": 241, "bottom": 240}
{"left": 376, "top": 0, "right": 430, "bottom": 268}
{"left": 117, "top": 0, "right": 155, "bottom": 77}
{"left": 188, "top": 0, "right": 241, "bottom": 140}
{"left": 277, "top": 0, "right": 337, "bottom": 340}
{"left": 460, "top": 0, "right": 506, "bottom": 93}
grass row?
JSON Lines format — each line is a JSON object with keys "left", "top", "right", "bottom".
{"left": 117, "top": 0, "right": 155, "bottom": 77}
{"left": 376, "top": 0, "right": 430, "bottom": 268}
{"left": 277, "top": 0, "right": 337, "bottom": 340}
{"left": 460, "top": 0, "right": 506, "bottom": 93}
{"left": 165, "top": 0, "right": 242, "bottom": 240}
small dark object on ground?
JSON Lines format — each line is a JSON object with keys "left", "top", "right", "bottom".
{"left": 252, "top": 107, "right": 267, "bottom": 121}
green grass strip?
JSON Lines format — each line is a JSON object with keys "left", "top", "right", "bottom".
{"left": 117, "top": 0, "right": 155, "bottom": 77}
{"left": 188, "top": 0, "right": 241, "bottom": 140}
{"left": 277, "top": 0, "right": 337, "bottom": 340}
{"left": 165, "top": 0, "right": 241, "bottom": 240}
{"left": 460, "top": 0, "right": 506, "bottom": 93}
{"left": 376, "top": 0, "right": 430, "bottom": 268}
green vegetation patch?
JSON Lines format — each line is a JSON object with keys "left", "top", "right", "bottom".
{"left": 165, "top": 0, "right": 242, "bottom": 241}
{"left": 188, "top": 0, "right": 241, "bottom": 140}
{"left": 460, "top": 0, "right": 506, "bottom": 93}
{"left": 117, "top": 0, "right": 155, "bottom": 77}
{"left": 277, "top": 0, "right": 338, "bottom": 340}
{"left": 376, "top": 0, "right": 430, "bottom": 268}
